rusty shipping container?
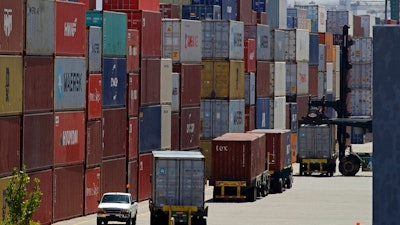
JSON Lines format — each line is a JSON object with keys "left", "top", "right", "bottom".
{"left": 23, "top": 113, "right": 54, "bottom": 171}
{"left": 28, "top": 169, "right": 53, "bottom": 225}
{"left": 180, "top": 106, "right": 201, "bottom": 150}
{"left": 127, "top": 73, "right": 140, "bottom": 116}
{"left": 138, "top": 153, "right": 152, "bottom": 201}
{"left": 0, "top": 0, "right": 24, "bottom": 54}
{"left": 128, "top": 159, "right": 138, "bottom": 201}
{"left": 140, "top": 58, "right": 161, "bottom": 106}
{"left": 128, "top": 116, "right": 139, "bottom": 160}
{"left": 102, "top": 108, "right": 127, "bottom": 159}
{"left": 173, "top": 63, "right": 201, "bottom": 107}
{"left": 54, "top": 111, "right": 85, "bottom": 166}
{"left": 0, "top": 116, "right": 20, "bottom": 177}
{"left": 0, "top": 55, "right": 22, "bottom": 116}
{"left": 84, "top": 166, "right": 101, "bottom": 215}
{"left": 86, "top": 120, "right": 102, "bottom": 168}
{"left": 101, "top": 157, "right": 126, "bottom": 194}
{"left": 53, "top": 164, "right": 84, "bottom": 222}
{"left": 211, "top": 133, "right": 266, "bottom": 185}
{"left": 87, "top": 74, "right": 102, "bottom": 120}
{"left": 23, "top": 56, "right": 54, "bottom": 113}
{"left": 127, "top": 29, "right": 140, "bottom": 73}
{"left": 171, "top": 112, "right": 180, "bottom": 150}
{"left": 256, "top": 61, "right": 271, "bottom": 97}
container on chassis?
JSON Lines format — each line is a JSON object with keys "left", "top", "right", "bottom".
{"left": 150, "top": 151, "right": 208, "bottom": 225}
{"left": 297, "top": 124, "right": 337, "bottom": 176}
{"left": 211, "top": 133, "right": 270, "bottom": 202}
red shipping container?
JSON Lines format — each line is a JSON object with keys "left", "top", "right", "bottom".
{"left": 296, "top": 95, "right": 309, "bottom": 122}
{"left": 87, "top": 74, "right": 102, "bottom": 120}
{"left": 75, "top": 0, "right": 96, "bottom": 10}
{"left": 237, "top": 0, "right": 253, "bottom": 24}
{"left": 29, "top": 169, "right": 53, "bottom": 225}
{"left": 140, "top": 58, "right": 161, "bottom": 106}
{"left": 173, "top": 64, "right": 201, "bottom": 107}
{"left": 127, "top": 29, "right": 140, "bottom": 73}
{"left": 23, "top": 113, "right": 54, "bottom": 171}
{"left": 171, "top": 112, "right": 179, "bottom": 150}
{"left": 180, "top": 106, "right": 200, "bottom": 150}
{"left": 211, "top": 133, "right": 266, "bottom": 185}
{"left": 128, "top": 159, "right": 138, "bottom": 201}
{"left": 256, "top": 61, "right": 272, "bottom": 97}
{"left": 244, "top": 39, "right": 256, "bottom": 72}
{"left": 138, "top": 153, "right": 152, "bottom": 201}
{"left": 102, "top": 0, "right": 118, "bottom": 10}
{"left": 257, "top": 11, "right": 267, "bottom": 25}
{"left": 86, "top": 120, "right": 102, "bottom": 167}
{"left": 0, "top": 0, "right": 24, "bottom": 54}
{"left": 0, "top": 116, "right": 21, "bottom": 177}
{"left": 251, "top": 10, "right": 257, "bottom": 25}
{"left": 245, "top": 105, "right": 255, "bottom": 131}
{"left": 121, "top": 10, "right": 162, "bottom": 58}
{"left": 308, "top": 65, "right": 318, "bottom": 97}
{"left": 128, "top": 116, "right": 139, "bottom": 160}
{"left": 55, "top": 1, "right": 86, "bottom": 56}
{"left": 84, "top": 167, "right": 101, "bottom": 215}
{"left": 23, "top": 56, "right": 54, "bottom": 113}
{"left": 101, "top": 157, "right": 127, "bottom": 194}
{"left": 102, "top": 108, "right": 127, "bottom": 159}
{"left": 160, "top": 3, "right": 180, "bottom": 19}
{"left": 53, "top": 164, "right": 84, "bottom": 222}
{"left": 54, "top": 111, "right": 86, "bottom": 166}
{"left": 353, "top": 15, "right": 363, "bottom": 37}
{"left": 104, "top": 0, "right": 160, "bottom": 11}
{"left": 128, "top": 73, "right": 140, "bottom": 116}
{"left": 285, "top": 103, "right": 290, "bottom": 130}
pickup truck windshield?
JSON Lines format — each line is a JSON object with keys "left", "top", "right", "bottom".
{"left": 102, "top": 195, "right": 129, "bottom": 203}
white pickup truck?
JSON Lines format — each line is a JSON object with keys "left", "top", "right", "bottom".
{"left": 97, "top": 192, "right": 138, "bottom": 225}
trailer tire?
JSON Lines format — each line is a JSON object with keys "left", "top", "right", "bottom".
{"left": 246, "top": 187, "right": 257, "bottom": 202}
{"left": 285, "top": 175, "right": 293, "bottom": 189}
{"left": 274, "top": 179, "right": 284, "bottom": 193}
{"left": 339, "top": 155, "right": 361, "bottom": 176}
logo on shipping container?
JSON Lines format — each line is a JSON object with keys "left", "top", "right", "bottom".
{"left": 64, "top": 18, "right": 77, "bottom": 37}
{"left": 4, "top": 9, "right": 12, "bottom": 37}
{"left": 234, "top": 33, "right": 243, "bottom": 47}
{"left": 233, "top": 111, "right": 243, "bottom": 125}
{"left": 89, "top": 88, "right": 101, "bottom": 103}
{"left": 185, "top": 34, "right": 198, "bottom": 48}
{"left": 215, "top": 145, "right": 228, "bottom": 152}
{"left": 60, "top": 130, "right": 79, "bottom": 146}
{"left": 91, "top": 43, "right": 100, "bottom": 54}
{"left": 260, "top": 35, "right": 269, "bottom": 48}
{"left": 5, "top": 68, "right": 10, "bottom": 102}
{"left": 64, "top": 72, "right": 83, "bottom": 92}
{"left": 226, "top": 6, "right": 232, "bottom": 13}
{"left": 111, "top": 64, "right": 118, "bottom": 101}
{"left": 299, "top": 73, "right": 307, "bottom": 83}
{"left": 249, "top": 52, "right": 255, "bottom": 60}
{"left": 86, "top": 182, "right": 100, "bottom": 197}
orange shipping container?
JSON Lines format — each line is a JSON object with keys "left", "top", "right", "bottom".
{"left": 291, "top": 132, "right": 297, "bottom": 163}
{"left": 318, "top": 32, "right": 333, "bottom": 46}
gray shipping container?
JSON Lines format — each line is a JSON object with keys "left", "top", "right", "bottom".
{"left": 257, "top": 25, "right": 272, "bottom": 61}
{"left": 54, "top": 57, "right": 87, "bottom": 110}
{"left": 151, "top": 151, "right": 205, "bottom": 208}
{"left": 245, "top": 72, "right": 255, "bottom": 106}
{"left": 88, "top": 26, "right": 102, "bottom": 73}
{"left": 273, "top": 29, "right": 288, "bottom": 61}
{"left": 265, "top": 0, "right": 287, "bottom": 29}
{"left": 202, "top": 20, "right": 244, "bottom": 59}
{"left": 171, "top": 72, "right": 180, "bottom": 112}
{"left": 26, "top": 0, "right": 55, "bottom": 55}
{"left": 162, "top": 19, "right": 202, "bottom": 63}
{"left": 298, "top": 124, "right": 334, "bottom": 159}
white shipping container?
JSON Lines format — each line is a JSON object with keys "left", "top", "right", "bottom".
{"left": 295, "top": 4, "right": 326, "bottom": 32}
{"left": 287, "top": 29, "right": 310, "bottom": 62}
{"left": 326, "top": 10, "right": 353, "bottom": 36}
{"left": 350, "top": 88, "right": 372, "bottom": 117}
{"left": 161, "top": 104, "right": 172, "bottom": 149}
{"left": 350, "top": 63, "right": 373, "bottom": 89}
{"left": 296, "top": 61, "right": 309, "bottom": 95}
{"left": 171, "top": 72, "right": 180, "bottom": 112}
{"left": 272, "top": 62, "right": 286, "bottom": 97}
{"left": 318, "top": 44, "right": 325, "bottom": 72}
{"left": 266, "top": 0, "right": 288, "bottom": 29}
{"left": 160, "top": 58, "right": 173, "bottom": 105}
{"left": 273, "top": 96, "right": 286, "bottom": 129}
{"left": 360, "top": 15, "right": 375, "bottom": 37}
{"left": 350, "top": 37, "right": 373, "bottom": 63}
{"left": 257, "top": 25, "right": 272, "bottom": 61}
{"left": 334, "top": 45, "right": 340, "bottom": 72}
{"left": 326, "top": 62, "right": 333, "bottom": 93}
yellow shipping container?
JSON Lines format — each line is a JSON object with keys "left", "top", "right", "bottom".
{"left": 201, "top": 60, "right": 214, "bottom": 98}
{"left": 200, "top": 140, "right": 212, "bottom": 180}
{"left": 0, "top": 56, "right": 23, "bottom": 116}
{"left": 0, "top": 176, "right": 12, "bottom": 221}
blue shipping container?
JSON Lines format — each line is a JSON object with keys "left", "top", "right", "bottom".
{"left": 182, "top": 5, "right": 221, "bottom": 20}
{"left": 252, "top": 0, "right": 266, "bottom": 12}
{"left": 255, "top": 97, "right": 271, "bottom": 129}
{"left": 191, "top": 0, "right": 222, "bottom": 4}
{"left": 289, "top": 103, "right": 298, "bottom": 132}
{"left": 192, "top": 0, "right": 236, "bottom": 20}
{"left": 102, "top": 57, "right": 127, "bottom": 108}
{"left": 309, "top": 32, "right": 319, "bottom": 66}
{"left": 139, "top": 105, "right": 161, "bottom": 153}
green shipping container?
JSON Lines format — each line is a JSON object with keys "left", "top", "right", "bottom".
{"left": 86, "top": 10, "right": 103, "bottom": 27}
{"left": 0, "top": 56, "right": 22, "bottom": 116}
{"left": 103, "top": 11, "right": 127, "bottom": 57}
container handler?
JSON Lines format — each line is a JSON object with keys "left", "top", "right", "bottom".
{"left": 149, "top": 151, "right": 208, "bottom": 225}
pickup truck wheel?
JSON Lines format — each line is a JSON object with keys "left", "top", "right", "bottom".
{"left": 132, "top": 215, "right": 137, "bottom": 225}
{"left": 96, "top": 218, "right": 102, "bottom": 225}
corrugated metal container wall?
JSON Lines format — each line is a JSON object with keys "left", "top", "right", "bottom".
{"left": 23, "top": 113, "right": 54, "bottom": 171}
{"left": 138, "top": 153, "right": 152, "bottom": 201}
{"left": 55, "top": 1, "right": 86, "bottom": 56}
{"left": 161, "top": 105, "right": 172, "bottom": 150}
{"left": 162, "top": 19, "right": 202, "bottom": 63}
{"left": 291, "top": 133, "right": 297, "bottom": 163}
{"left": 87, "top": 74, "right": 102, "bottom": 120}
{"left": 200, "top": 140, "right": 212, "bottom": 179}
{"left": 353, "top": 15, "right": 363, "bottom": 37}
{"left": 211, "top": 133, "right": 266, "bottom": 184}
{"left": 297, "top": 124, "right": 333, "bottom": 159}
{"left": 0, "top": 116, "right": 20, "bottom": 177}
{"left": 86, "top": 10, "right": 103, "bottom": 27}
{"left": 245, "top": 72, "right": 255, "bottom": 106}
{"left": 360, "top": 15, "right": 375, "bottom": 37}
{"left": 244, "top": 39, "right": 256, "bottom": 72}
{"left": 29, "top": 169, "right": 53, "bottom": 225}
{"left": 160, "top": 59, "right": 173, "bottom": 105}
{"left": 160, "top": 3, "right": 181, "bottom": 19}
{"left": 308, "top": 65, "right": 318, "bottom": 97}
{"left": 25, "top": 0, "right": 55, "bottom": 55}
{"left": 297, "top": 61, "right": 309, "bottom": 95}
{"left": 272, "top": 61, "right": 286, "bottom": 97}
{"left": 202, "top": 20, "right": 244, "bottom": 59}
{"left": 257, "top": 11, "right": 267, "bottom": 25}
{"left": 127, "top": 29, "right": 140, "bottom": 72}
{"left": 273, "top": 96, "right": 286, "bottom": 129}
{"left": 256, "top": 61, "right": 271, "bottom": 97}
{"left": 140, "top": 58, "right": 161, "bottom": 106}
{"left": 350, "top": 64, "right": 373, "bottom": 89}
{"left": 293, "top": 29, "right": 310, "bottom": 62}
{"left": 171, "top": 73, "right": 180, "bottom": 112}
{"left": 128, "top": 159, "right": 138, "bottom": 201}
{"left": 296, "top": 95, "right": 310, "bottom": 122}
{"left": 104, "top": 0, "right": 160, "bottom": 11}
{"left": 102, "top": 11, "right": 127, "bottom": 57}
{"left": 215, "top": 60, "right": 245, "bottom": 99}
{"left": 102, "top": 57, "right": 127, "bottom": 108}
{"left": 350, "top": 89, "right": 372, "bottom": 117}
{"left": 295, "top": 4, "right": 326, "bottom": 33}
{"left": 220, "top": 0, "right": 237, "bottom": 20}
{"left": 23, "top": 56, "right": 54, "bottom": 113}
{"left": 350, "top": 37, "right": 373, "bottom": 63}
{"left": 318, "top": 44, "right": 325, "bottom": 72}
{"left": 102, "top": 108, "right": 126, "bottom": 158}
{"left": 88, "top": 26, "right": 102, "bottom": 73}
{"left": 255, "top": 97, "right": 271, "bottom": 129}
{"left": 124, "top": 10, "right": 162, "bottom": 58}
{"left": 54, "top": 111, "right": 85, "bottom": 166}
{"left": 309, "top": 32, "right": 319, "bottom": 65}
{"left": 257, "top": 25, "right": 272, "bottom": 61}
{"left": 174, "top": 63, "right": 201, "bottom": 107}
{"left": 180, "top": 106, "right": 201, "bottom": 150}
{"left": 265, "top": 0, "right": 287, "bottom": 29}
{"left": 84, "top": 167, "right": 101, "bottom": 215}
{"left": 139, "top": 105, "right": 161, "bottom": 153}
{"left": 236, "top": 0, "right": 252, "bottom": 24}
{"left": 200, "top": 100, "right": 212, "bottom": 139}
{"left": 290, "top": 103, "right": 298, "bottom": 132}
{"left": 318, "top": 71, "right": 326, "bottom": 98}
{"left": 245, "top": 105, "right": 255, "bottom": 131}
{"left": 326, "top": 10, "right": 354, "bottom": 36}
{"left": 128, "top": 117, "right": 139, "bottom": 160}
{"left": 0, "top": 0, "right": 24, "bottom": 54}
{"left": 273, "top": 29, "right": 288, "bottom": 61}
{"left": 86, "top": 120, "right": 102, "bottom": 167}
{"left": 182, "top": 5, "right": 221, "bottom": 20}
{"left": 54, "top": 57, "right": 86, "bottom": 111}
{"left": 128, "top": 73, "right": 140, "bottom": 116}
{"left": 171, "top": 112, "right": 180, "bottom": 150}
{"left": 53, "top": 164, "right": 84, "bottom": 222}
{"left": 326, "top": 62, "right": 333, "bottom": 93}
{"left": 0, "top": 55, "right": 22, "bottom": 116}
{"left": 200, "top": 60, "right": 214, "bottom": 98}
{"left": 286, "top": 62, "right": 296, "bottom": 97}
{"left": 101, "top": 157, "right": 126, "bottom": 194}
